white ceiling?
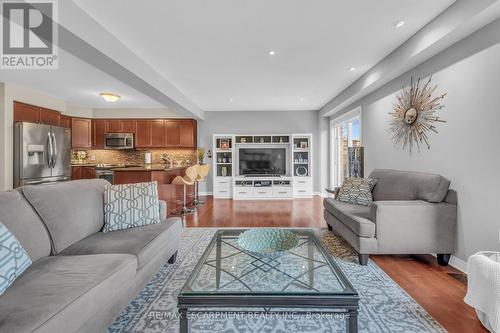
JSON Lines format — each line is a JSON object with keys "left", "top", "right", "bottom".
{"left": 74, "top": 0, "right": 454, "bottom": 111}
{"left": 0, "top": 49, "right": 164, "bottom": 109}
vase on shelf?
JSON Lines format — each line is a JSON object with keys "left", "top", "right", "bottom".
{"left": 221, "top": 166, "right": 228, "bottom": 177}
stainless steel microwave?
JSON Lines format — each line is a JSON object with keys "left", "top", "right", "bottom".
{"left": 104, "top": 133, "right": 134, "bottom": 150}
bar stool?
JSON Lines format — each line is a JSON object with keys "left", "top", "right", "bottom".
{"left": 172, "top": 164, "right": 199, "bottom": 215}
{"left": 194, "top": 164, "right": 210, "bottom": 206}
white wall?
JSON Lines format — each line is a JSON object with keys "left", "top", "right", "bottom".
{"left": 0, "top": 83, "right": 92, "bottom": 190}
{"left": 329, "top": 21, "right": 500, "bottom": 261}
{"left": 197, "top": 111, "right": 320, "bottom": 193}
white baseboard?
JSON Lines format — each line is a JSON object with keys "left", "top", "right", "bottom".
{"left": 431, "top": 253, "right": 467, "bottom": 273}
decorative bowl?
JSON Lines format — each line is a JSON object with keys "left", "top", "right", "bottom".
{"left": 236, "top": 228, "right": 299, "bottom": 258}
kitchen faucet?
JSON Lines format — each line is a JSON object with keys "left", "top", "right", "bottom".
{"left": 161, "top": 154, "right": 174, "bottom": 168}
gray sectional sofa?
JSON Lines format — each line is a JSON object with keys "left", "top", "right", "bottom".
{"left": 324, "top": 169, "right": 457, "bottom": 266}
{"left": 0, "top": 179, "right": 182, "bottom": 333}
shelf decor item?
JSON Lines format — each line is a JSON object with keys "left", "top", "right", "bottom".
{"left": 236, "top": 228, "right": 299, "bottom": 258}
{"left": 295, "top": 166, "right": 308, "bottom": 176}
{"left": 240, "top": 137, "right": 246, "bottom": 143}
{"left": 220, "top": 139, "right": 230, "bottom": 150}
{"left": 300, "top": 141, "right": 308, "bottom": 149}
{"left": 221, "top": 166, "right": 228, "bottom": 177}
{"left": 389, "top": 76, "right": 447, "bottom": 154}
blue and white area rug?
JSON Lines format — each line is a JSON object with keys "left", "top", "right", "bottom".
{"left": 108, "top": 228, "right": 445, "bottom": 333}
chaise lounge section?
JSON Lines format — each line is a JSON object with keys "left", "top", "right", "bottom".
{"left": 0, "top": 179, "right": 182, "bottom": 333}
{"left": 324, "top": 169, "right": 457, "bottom": 266}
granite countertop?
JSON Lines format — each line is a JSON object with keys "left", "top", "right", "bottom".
{"left": 111, "top": 164, "right": 189, "bottom": 172}
{"left": 70, "top": 163, "right": 98, "bottom": 167}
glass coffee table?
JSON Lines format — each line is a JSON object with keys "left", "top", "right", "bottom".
{"left": 178, "top": 229, "right": 359, "bottom": 333}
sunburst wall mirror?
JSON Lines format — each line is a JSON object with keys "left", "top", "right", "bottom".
{"left": 389, "top": 77, "right": 447, "bottom": 154}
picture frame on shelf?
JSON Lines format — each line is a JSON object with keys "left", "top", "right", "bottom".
{"left": 300, "top": 141, "right": 308, "bottom": 149}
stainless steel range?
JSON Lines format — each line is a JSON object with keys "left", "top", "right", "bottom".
{"left": 94, "top": 164, "right": 140, "bottom": 183}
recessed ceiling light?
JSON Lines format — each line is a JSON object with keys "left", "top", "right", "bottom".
{"left": 228, "top": 98, "right": 234, "bottom": 102}
{"left": 300, "top": 97, "right": 304, "bottom": 102}
{"left": 100, "top": 92, "right": 120, "bottom": 102}
{"left": 349, "top": 67, "right": 356, "bottom": 72}
{"left": 392, "top": 20, "right": 405, "bottom": 28}
{"left": 268, "top": 50, "right": 276, "bottom": 56}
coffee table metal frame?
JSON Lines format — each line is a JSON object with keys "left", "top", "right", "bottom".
{"left": 178, "top": 229, "right": 359, "bottom": 333}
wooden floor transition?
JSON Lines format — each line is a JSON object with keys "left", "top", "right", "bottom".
{"left": 182, "top": 196, "right": 486, "bottom": 333}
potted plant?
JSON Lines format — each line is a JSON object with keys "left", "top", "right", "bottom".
{"left": 197, "top": 148, "right": 205, "bottom": 165}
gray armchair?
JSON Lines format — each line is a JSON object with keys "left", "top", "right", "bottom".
{"left": 324, "top": 169, "right": 457, "bottom": 265}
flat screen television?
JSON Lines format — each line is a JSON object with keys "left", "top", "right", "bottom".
{"left": 238, "top": 148, "right": 287, "bottom": 175}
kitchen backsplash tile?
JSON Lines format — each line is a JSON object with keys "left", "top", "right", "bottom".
{"left": 72, "top": 149, "right": 197, "bottom": 166}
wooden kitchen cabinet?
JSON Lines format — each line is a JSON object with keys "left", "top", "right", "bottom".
{"left": 165, "top": 120, "right": 180, "bottom": 147}
{"left": 135, "top": 120, "right": 151, "bottom": 148}
{"left": 121, "top": 120, "right": 136, "bottom": 133}
{"left": 105, "top": 119, "right": 123, "bottom": 132}
{"left": 13, "top": 101, "right": 68, "bottom": 127}
{"left": 92, "top": 119, "right": 106, "bottom": 149}
{"left": 136, "top": 119, "right": 165, "bottom": 147}
{"left": 14, "top": 101, "right": 40, "bottom": 123}
{"left": 39, "top": 108, "right": 60, "bottom": 126}
{"left": 165, "top": 119, "right": 196, "bottom": 148}
{"left": 151, "top": 120, "right": 165, "bottom": 147}
{"left": 71, "top": 166, "right": 96, "bottom": 180}
{"left": 59, "top": 115, "right": 71, "bottom": 128}
{"left": 179, "top": 120, "right": 196, "bottom": 148}
{"left": 71, "top": 118, "right": 92, "bottom": 149}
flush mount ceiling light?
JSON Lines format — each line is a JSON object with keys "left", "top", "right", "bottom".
{"left": 349, "top": 67, "right": 356, "bottom": 72}
{"left": 268, "top": 50, "right": 276, "bottom": 56}
{"left": 228, "top": 98, "right": 234, "bottom": 102}
{"left": 100, "top": 92, "right": 120, "bottom": 102}
{"left": 392, "top": 20, "right": 405, "bottom": 28}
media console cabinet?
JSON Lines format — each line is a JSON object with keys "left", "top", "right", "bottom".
{"left": 213, "top": 134, "right": 313, "bottom": 200}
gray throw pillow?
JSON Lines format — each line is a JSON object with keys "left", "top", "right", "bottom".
{"left": 0, "top": 222, "right": 32, "bottom": 295}
{"left": 103, "top": 181, "right": 161, "bottom": 232}
{"left": 337, "top": 177, "right": 378, "bottom": 206}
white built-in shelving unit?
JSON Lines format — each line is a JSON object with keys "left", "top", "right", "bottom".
{"left": 212, "top": 134, "right": 313, "bottom": 200}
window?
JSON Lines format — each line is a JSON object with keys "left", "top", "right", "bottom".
{"left": 330, "top": 108, "right": 362, "bottom": 188}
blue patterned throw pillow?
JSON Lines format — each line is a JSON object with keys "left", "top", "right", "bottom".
{"left": 103, "top": 181, "right": 161, "bottom": 232}
{"left": 0, "top": 222, "right": 32, "bottom": 295}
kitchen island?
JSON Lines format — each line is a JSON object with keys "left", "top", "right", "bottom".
{"left": 113, "top": 164, "right": 195, "bottom": 216}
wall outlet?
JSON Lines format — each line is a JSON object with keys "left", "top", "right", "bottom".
{"left": 90, "top": 155, "right": 96, "bottom": 161}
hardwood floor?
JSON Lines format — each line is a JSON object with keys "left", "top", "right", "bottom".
{"left": 182, "top": 196, "right": 486, "bottom": 333}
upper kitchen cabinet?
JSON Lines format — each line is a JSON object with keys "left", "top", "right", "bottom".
{"left": 14, "top": 101, "right": 40, "bottom": 123}
{"left": 13, "top": 101, "right": 65, "bottom": 127}
{"left": 39, "top": 108, "right": 61, "bottom": 126}
{"left": 165, "top": 119, "right": 196, "bottom": 148}
{"left": 151, "top": 120, "right": 165, "bottom": 147}
{"left": 135, "top": 120, "right": 152, "bottom": 148}
{"left": 59, "top": 115, "right": 71, "bottom": 128}
{"left": 136, "top": 119, "right": 165, "bottom": 148}
{"left": 71, "top": 118, "right": 92, "bottom": 149}
{"left": 179, "top": 120, "right": 196, "bottom": 148}
{"left": 121, "top": 120, "right": 136, "bottom": 133}
{"left": 104, "top": 119, "right": 136, "bottom": 133}
{"left": 165, "top": 120, "right": 180, "bottom": 147}
{"left": 92, "top": 119, "right": 106, "bottom": 149}
{"left": 105, "top": 119, "right": 122, "bottom": 132}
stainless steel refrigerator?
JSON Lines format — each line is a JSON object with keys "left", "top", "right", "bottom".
{"left": 14, "top": 122, "right": 71, "bottom": 187}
